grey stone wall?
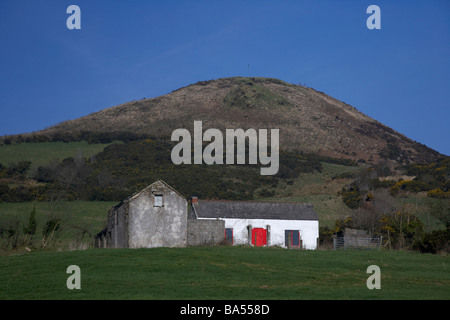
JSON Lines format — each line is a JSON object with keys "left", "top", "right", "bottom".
{"left": 107, "top": 202, "right": 129, "bottom": 248}
{"left": 187, "top": 219, "right": 225, "bottom": 247}
{"left": 95, "top": 201, "right": 129, "bottom": 249}
{"left": 96, "top": 181, "right": 230, "bottom": 249}
{"left": 128, "top": 182, "right": 188, "bottom": 248}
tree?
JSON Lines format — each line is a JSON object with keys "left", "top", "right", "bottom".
{"left": 6, "top": 161, "right": 32, "bottom": 179}
{"left": 0, "top": 218, "right": 20, "bottom": 250}
{"left": 41, "top": 217, "right": 62, "bottom": 248}
{"left": 427, "top": 198, "right": 450, "bottom": 229}
{"left": 23, "top": 205, "right": 37, "bottom": 246}
{"left": 341, "top": 184, "right": 362, "bottom": 209}
{"left": 380, "top": 210, "right": 425, "bottom": 249}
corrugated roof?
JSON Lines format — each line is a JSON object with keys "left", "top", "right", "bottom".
{"left": 194, "top": 200, "right": 318, "bottom": 221}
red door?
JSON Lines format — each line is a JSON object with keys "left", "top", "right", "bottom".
{"left": 252, "top": 228, "right": 267, "bottom": 246}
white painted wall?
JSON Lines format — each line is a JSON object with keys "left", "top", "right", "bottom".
{"left": 199, "top": 217, "right": 319, "bottom": 249}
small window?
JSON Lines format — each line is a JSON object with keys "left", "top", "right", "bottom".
{"left": 154, "top": 195, "right": 163, "bottom": 207}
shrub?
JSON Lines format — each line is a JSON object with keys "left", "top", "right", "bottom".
{"left": 380, "top": 212, "right": 425, "bottom": 249}
{"left": 427, "top": 188, "right": 450, "bottom": 199}
{"left": 341, "top": 185, "right": 362, "bottom": 209}
{"left": 414, "top": 228, "right": 450, "bottom": 254}
{"left": 390, "top": 179, "right": 431, "bottom": 195}
{"left": 258, "top": 188, "right": 275, "bottom": 198}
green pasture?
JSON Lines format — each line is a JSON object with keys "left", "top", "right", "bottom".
{"left": 0, "top": 246, "right": 448, "bottom": 300}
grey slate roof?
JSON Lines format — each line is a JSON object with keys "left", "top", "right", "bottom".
{"left": 194, "top": 200, "right": 318, "bottom": 221}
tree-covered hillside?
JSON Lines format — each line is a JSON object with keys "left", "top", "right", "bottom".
{"left": 1, "top": 138, "right": 333, "bottom": 203}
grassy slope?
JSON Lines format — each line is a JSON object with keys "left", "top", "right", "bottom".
{"left": 0, "top": 141, "right": 117, "bottom": 250}
{"left": 0, "top": 247, "right": 448, "bottom": 300}
{"left": 0, "top": 201, "right": 116, "bottom": 250}
{"left": 0, "top": 141, "right": 115, "bottom": 173}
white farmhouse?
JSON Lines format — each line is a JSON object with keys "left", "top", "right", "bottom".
{"left": 192, "top": 199, "right": 319, "bottom": 249}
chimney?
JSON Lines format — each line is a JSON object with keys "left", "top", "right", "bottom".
{"left": 190, "top": 196, "right": 199, "bottom": 219}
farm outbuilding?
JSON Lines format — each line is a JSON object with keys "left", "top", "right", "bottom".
{"left": 95, "top": 180, "right": 188, "bottom": 248}
{"left": 95, "top": 180, "right": 319, "bottom": 250}
{"left": 95, "top": 180, "right": 224, "bottom": 248}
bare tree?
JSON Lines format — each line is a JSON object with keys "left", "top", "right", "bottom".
{"left": 350, "top": 189, "right": 397, "bottom": 236}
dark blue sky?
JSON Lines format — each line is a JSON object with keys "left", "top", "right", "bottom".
{"left": 1, "top": 0, "right": 449, "bottom": 156}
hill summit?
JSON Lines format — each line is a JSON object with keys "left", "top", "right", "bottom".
{"left": 29, "top": 77, "right": 442, "bottom": 163}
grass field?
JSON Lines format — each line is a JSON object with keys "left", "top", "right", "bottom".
{"left": 0, "top": 201, "right": 116, "bottom": 251}
{"left": 0, "top": 246, "right": 448, "bottom": 300}
{"left": 0, "top": 141, "right": 115, "bottom": 173}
